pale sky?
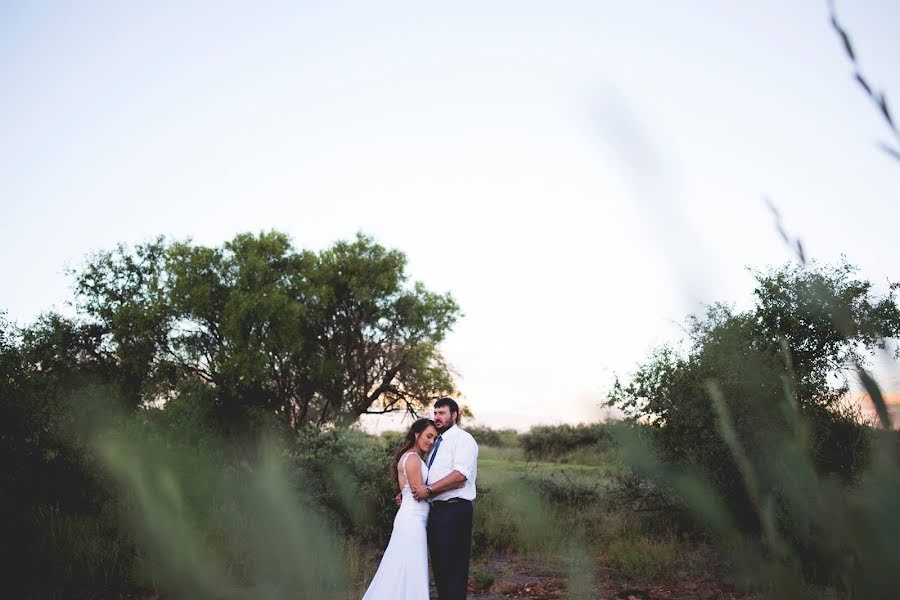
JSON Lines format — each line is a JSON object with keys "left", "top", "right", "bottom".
{"left": 2, "top": 1, "right": 899, "bottom": 431}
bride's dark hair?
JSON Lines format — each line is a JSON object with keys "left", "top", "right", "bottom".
{"left": 391, "top": 418, "right": 437, "bottom": 493}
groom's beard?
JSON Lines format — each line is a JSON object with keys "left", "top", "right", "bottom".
{"left": 436, "top": 421, "right": 454, "bottom": 434}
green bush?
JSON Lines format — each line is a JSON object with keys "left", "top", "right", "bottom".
{"left": 1, "top": 315, "right": 138, "bottom": 598}
{"left": 92, "top": 419, "right": 348, "bottom": 599}
{"left": 523, "top": 469, "right": 604, "bottom": 508}
{"left": 609, "top": 262, "right": 900, "bottom": 596}
{"left": 609, "top": 263, "right": 898, "bottom": 527}
{"left": 291, "top": 427, "right": 397, "bottom": 545}
{"left": 519, "top": 422, "right": 619, "bottom": 460}
{"left": 470, "top": 565, "right": 496, "bottom": 590}
{"left": 466, "top": 426, "right": 520, "bottom": 447}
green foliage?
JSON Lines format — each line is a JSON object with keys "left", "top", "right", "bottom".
{"left": 70, "top": 231, "right": 460, "bottom": 430}
{"left": 618, "top": 377, "right": 900, "bottom": 598}
{"left": 608, "top": 262, "right": 899, "bottom": 521}
{"left": 475, "top": 447, "right": 621, "bottom": 558}
{"left": 23, "top": 503, "right": 134, "bottom": 598}
{"left": 609, "top": 261, "right": 900, "bottom": 596}
{"left": 607, "top": 535, "right": 681, "bottom": 581}
{"left": 466, "top": 425, "right": 520, "bottom": 447}
{"left": 470, "top": 565, "right": 496, "bottom": 590}
{"left": 1, "top": 314, "right": 133, "bottom": 597}
{"left": 291, "top": 427, "right": 397, "bottom": 545}
{"left": 527, "top": 469, "right": 604, "bottom": 507}
{"left": 471, "top": 483, "right": 553, "bottom": 555}
{"left": 751, "top": 261, "right": 900, "bottom": 406}
{"left": 92, "top": 418, "right": 348, "bottom": 599}
{"left": 520, "top": 422, "right": 620, "bottom": 460}
{"left": 2, "top": 236, "right": 455, "bottom": 594}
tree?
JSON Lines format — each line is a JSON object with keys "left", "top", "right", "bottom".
{"left": 751, "top": 261, "right": 900, "bottom": 406}
{"left": 70, "top": 231, "right": 460, "bottom": 430}
{"left": 609, "top": 261, "right": 900, "bottom": 519}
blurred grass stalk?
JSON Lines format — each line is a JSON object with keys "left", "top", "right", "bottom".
{"left": 73, "top": 349, "right": 900, "bottom": 599}
{"left": 93, "top": 420, "right": 348, "bottom": 599}
{"left": 614, "top": 365, "right": 900, "bottom": 598}
{"left": 91, "top": 413, "right": 607, "bottom": 598}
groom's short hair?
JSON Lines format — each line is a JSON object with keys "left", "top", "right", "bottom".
{"left": 434, "top": 397, "right": 461, "bottom": 425}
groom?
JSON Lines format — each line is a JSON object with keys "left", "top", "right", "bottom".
{"left": 412, "top": 397, "right": 479, "bottom": 600}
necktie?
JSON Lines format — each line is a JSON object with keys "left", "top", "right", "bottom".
{"left": 425, "top": 435, "right": 442, "bottom": 484}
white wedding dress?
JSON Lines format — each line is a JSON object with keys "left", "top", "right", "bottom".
{"left": 361, "top": 451, "right": 431, "bottom": 600}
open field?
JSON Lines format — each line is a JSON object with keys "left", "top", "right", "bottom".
{"left": 347, "top": 441, "right": 750, "bottom": 600}
{"left": 479, "top": 445, "right": 620, "bottom": 478}
{"left": 473, "top": 445, "right": 747, "bottom": 599}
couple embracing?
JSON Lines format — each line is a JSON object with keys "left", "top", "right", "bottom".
{"left": 362, "top": 397, "right": 479, "bottom": 600}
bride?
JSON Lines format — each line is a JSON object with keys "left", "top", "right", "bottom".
{"left": 361, "top": 418, "right": 439, "bottom": 600}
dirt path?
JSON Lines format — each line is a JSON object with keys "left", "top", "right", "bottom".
{"left": 463, "top": 552, "right": 748, "bottom": 600}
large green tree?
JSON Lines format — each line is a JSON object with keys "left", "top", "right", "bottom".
{"left": 69, "top": 231, "right": 460, "bottom": 429}
{"left": 609, "top": 261, "right": 900, "bottom": 512}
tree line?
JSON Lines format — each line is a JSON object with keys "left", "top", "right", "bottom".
{"left": 6, "top": 231, "right": 459, "bottom": 432}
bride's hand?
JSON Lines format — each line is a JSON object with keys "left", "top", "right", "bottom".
{"left": 411, "top": 485, "right": 429, "bottom": 501}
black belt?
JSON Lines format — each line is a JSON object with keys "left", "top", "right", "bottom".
{"left": 431, "top": 498, "right": 471, "bottom": 506}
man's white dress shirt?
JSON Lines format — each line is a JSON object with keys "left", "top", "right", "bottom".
{"left": 427, "top": 425, "right": 478, "bottom": 502}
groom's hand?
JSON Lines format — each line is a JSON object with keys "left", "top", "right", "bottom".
{"left": 411, "top": 485, "right": 429, "bottom": 501}
{"left": 395, "top": 492, "right": 402, "bottom": 507}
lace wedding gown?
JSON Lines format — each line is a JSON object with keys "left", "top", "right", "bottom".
{"left": 361, "top": 451, "right": 430, "bottom": 600}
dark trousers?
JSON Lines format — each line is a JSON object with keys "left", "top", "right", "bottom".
{"left": 427, "top": 499, "right": 473, "bottom": 600}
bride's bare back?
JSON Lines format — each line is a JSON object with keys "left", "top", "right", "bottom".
{"left": 398, "top": 451, "right": 425, "bottom": 492}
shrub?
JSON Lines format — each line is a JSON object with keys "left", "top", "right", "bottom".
{"left": 519, "top": 422, "right": 619, "bottom": 460}
{"left": 466, "top": 426, "right": 520, "bottom": 447}
{"left": 471, "top": 565, "right": 496, "bottom": 590}
{"left": 609, "top": 263, "right": 899, "bottom": 529}
{"left": 291, "top": 427, "right": 396, "bottom": 544}
{"left": 608, "top": 261, "right": 900, "bottom": 595}
{"left": 527, "top": 470, "right": 603, "bottom": 507}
